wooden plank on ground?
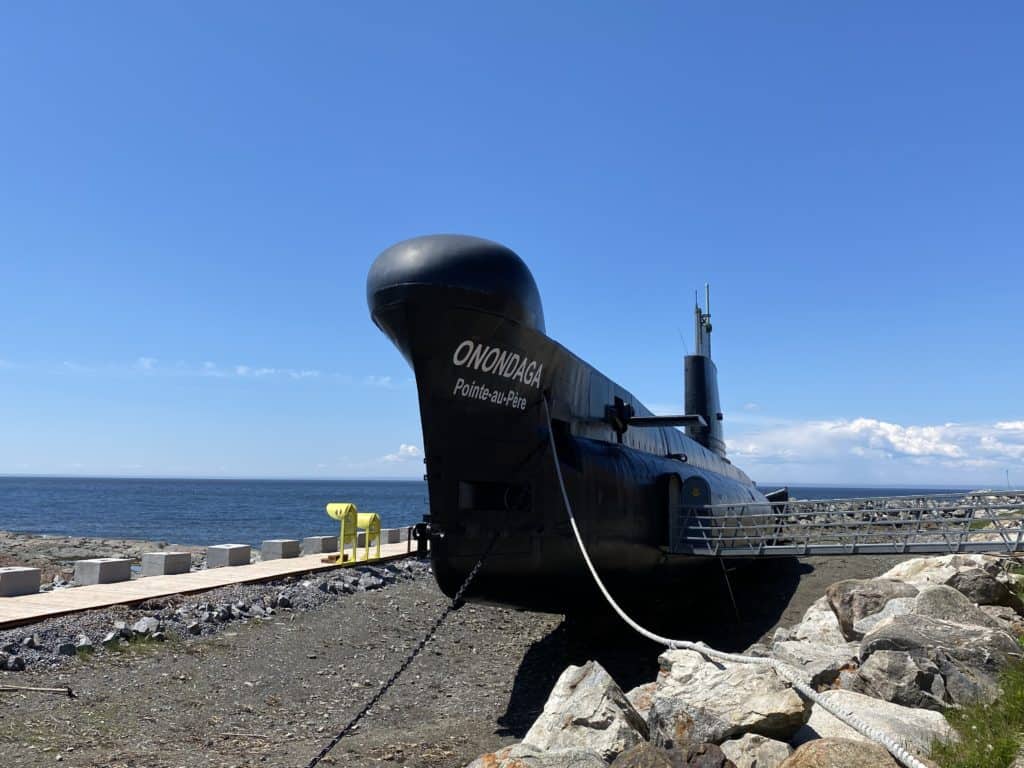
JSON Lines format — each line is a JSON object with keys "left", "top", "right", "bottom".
{"left": 0, "top": 542, "right": 414, "bottom": 629}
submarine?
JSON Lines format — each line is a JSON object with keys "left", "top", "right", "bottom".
{"left": 367, "top": 234, "right": 778, "bottom": 614}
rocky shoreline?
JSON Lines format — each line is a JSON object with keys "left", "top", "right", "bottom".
{"left": 0, "top": 529, "right": 206, "bottom": 585}
{"left": 465, "top": 553, "right": 1024, "bottom": 768}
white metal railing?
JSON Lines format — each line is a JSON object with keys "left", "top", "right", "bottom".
{"left": 670, "top": 490, "right": 1024, "bottom": 557}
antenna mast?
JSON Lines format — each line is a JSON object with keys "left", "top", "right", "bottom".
{"left": 694, "top": 284, "right": 712, "bottom": 357}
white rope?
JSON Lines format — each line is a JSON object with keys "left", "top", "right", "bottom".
{"left": 540, "top": 398, "right": 932, "bottom": 768}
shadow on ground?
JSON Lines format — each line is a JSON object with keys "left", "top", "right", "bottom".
{"left": 496, "top": 556, "right": 811, "bottom": 737}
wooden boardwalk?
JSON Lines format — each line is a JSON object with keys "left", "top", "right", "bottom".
{"left": 0, "top": 542, "right": 414, "bottom": 629}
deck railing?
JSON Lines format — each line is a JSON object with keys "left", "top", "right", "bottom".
{"left": 670, "top": 491, "right": 1024, "bottom": 557}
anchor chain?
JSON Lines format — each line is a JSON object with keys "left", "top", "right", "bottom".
{"left": 304, "top": 537, "right": 497, "bottom": 768}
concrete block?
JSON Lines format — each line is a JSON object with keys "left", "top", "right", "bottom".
{"left": 141, "top": 552, "right": 192, "bottom": 577}
{"left": 355, "top": 531, "right": 387, "bottom": 547}
{"left": 385, "top": 527, "right": 408, "bottom": 544}
{"left": 207, "top": 544, "right": 251, "bottom": 568}
{"left": 0, "top": 566, "right": 42, "bottom": 597}
{"left": 261, "top": 539, "right": 300, "bottom": 560}
{"left": 74, "top": 558, "right": 132, "bottom": 585}
{"left": 302, "top": 535, "right": 338, "bottom": 555}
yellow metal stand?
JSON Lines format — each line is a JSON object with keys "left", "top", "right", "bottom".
{"left": 325, "top": 502, "right": 358, "bottom": 564}
{"left": 324, "top": 504, "right": 382, "bottom": 564}
{"left": 356, "top": 513, "right": 381, "bottom": 562}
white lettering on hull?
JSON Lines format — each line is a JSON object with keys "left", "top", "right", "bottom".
{"left": 452, "top": 377, "right": 528, "bottom": 411}
{"left": 452, "top": 339, "right": 543, "bottom": 389}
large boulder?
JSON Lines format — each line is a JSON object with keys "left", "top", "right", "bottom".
{"left": 682, "top": 743, "right": 736, "bottom": 768}
{"left": 938, "top": 654, "right": 1001, "bottom": 706}
{"left": 626, "top": 682, "right": 657, "bottom": 721}
{"left": 859, "top": 613, "right": 1018, "bottom": 704}
{"left": 779, "top": 737, "right": 899, "bottom": 768}
{"left": 793, "top": 689, "right": 954, "bottom": 758}
{"left": 839, "top": 650, "right": 947, "bottom": 711}
{"left": 945, "top": 568, "right": 1024, "bottom": 613}
{"left": 769, "top": 640, "right": 859, "bottom": 689}
{"left": 768, "top": 600, "right": 860, "bottom": 690}
{"left": 609, "top": 743, "right": 739, "bottom": 768}
{"left": 910, "top": 584, "right": 1004, "bottom": 629}
{"left": 860, "top": 613, "right": 1019, "bottom": 662}
{"left": 647, "top": 650, "right": 808, "bottom": 750}
{"left": 790, "top": 597, "right": 848, "bottom": 647}
{"left": 851, "top": 597, "right": 915, "bottom": 637}
{"left": 826, "top": 579, "right": 919, "bottom": 641}
{"left": 606, "top": 745, "right": 679, "bottom": 768}
{"left": 522, "top": 661, "right": 647, "bottom": 761}
{"left": 608, "top": 743, "right": 681, "bottom": 768}
{"left": 466, "top": 743, "right": 606, "bottom": 768}
{"left": 980, "top": 604, "right": 1024, "bottom": 636}
{"left": 879, "top": 554, "right": 1006, "bottom": 587}
{"left": 720, "top": 733, "right": 792, "bottom": 768}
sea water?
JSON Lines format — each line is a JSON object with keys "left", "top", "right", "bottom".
{"left": 0, "top": 477, "right": 428, "bottom": 546}
{"left": 0, "top": 476, "right": 973, "bottom": 547}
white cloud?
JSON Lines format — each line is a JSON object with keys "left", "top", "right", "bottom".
{"left": 730, "top": 417, "right": 1024, "bottom": 470}
{"left": 201, "top": 361, "right": 227, "bottom": 377}
{"left": 234, "top": 365, "right": 281, "bottom": 377}
{"left": 138, "top": 360, "right": 320, "bottom": 380}
{"left": 43, "top": 357, "right": 352, "bottom": 383}
{"left": 363, "top": 375, "right": 394, "bottom": 388}
{"left": 381, "top": 443, "right": 422, "bottom": 463}
{"left": 743, "top": 402, "right": 760, "bottom": 411}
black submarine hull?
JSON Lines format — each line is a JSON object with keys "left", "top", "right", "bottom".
{"left": 368, "top": 235, "right": 768, "bottom": 614}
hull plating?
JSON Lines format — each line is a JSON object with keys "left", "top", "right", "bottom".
{"left": 379, "top": 311, "right": 767, "bottom": 612}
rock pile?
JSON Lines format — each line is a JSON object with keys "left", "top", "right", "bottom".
{"left": 0, "top": 559, "right": 431, "bottom": 672}
{"left": 465, "top": 553, "right": 1024, "bottom": 767}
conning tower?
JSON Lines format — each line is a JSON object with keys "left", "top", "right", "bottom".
{"left": 684, "top": 286, "right": 726, "bottom": 456}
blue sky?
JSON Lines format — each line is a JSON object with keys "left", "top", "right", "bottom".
{"left": 1, "top": 3, "right": 1022, "bottom": 485}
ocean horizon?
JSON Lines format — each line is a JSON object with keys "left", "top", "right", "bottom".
{"left": 0, "top": 475, "right": 980, "bottom": 548}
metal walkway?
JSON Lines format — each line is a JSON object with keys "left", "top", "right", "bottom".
{"left": 0, "top": 542, "right": 414, "bottom": 630}
{"left": 671, "top": 490, "right": 1024, "bottom": 558}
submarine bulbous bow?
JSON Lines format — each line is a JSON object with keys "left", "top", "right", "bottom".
{"left": 367, "top": 234, "right": 545, "bottom": 365}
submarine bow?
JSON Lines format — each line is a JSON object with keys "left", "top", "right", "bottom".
{"left": 366, "top": 234, "right": 768, "bottom": 614}
{"left": 368, "top": 234, "right": 545, "bottom": 367}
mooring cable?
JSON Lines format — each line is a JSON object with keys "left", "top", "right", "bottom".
{"left": 540, "top": 396, "right": 932, "bottom": 768}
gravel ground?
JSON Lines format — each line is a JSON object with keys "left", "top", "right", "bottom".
{"left": 0, "top": 552, "right": 920, "bottom": 768}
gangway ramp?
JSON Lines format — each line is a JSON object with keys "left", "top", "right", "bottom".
{"left": 672, "top": 490, "right": 1024, "bottom": 558}
{"left": 0, "top": 541, "right": 413, "bottom": 630}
